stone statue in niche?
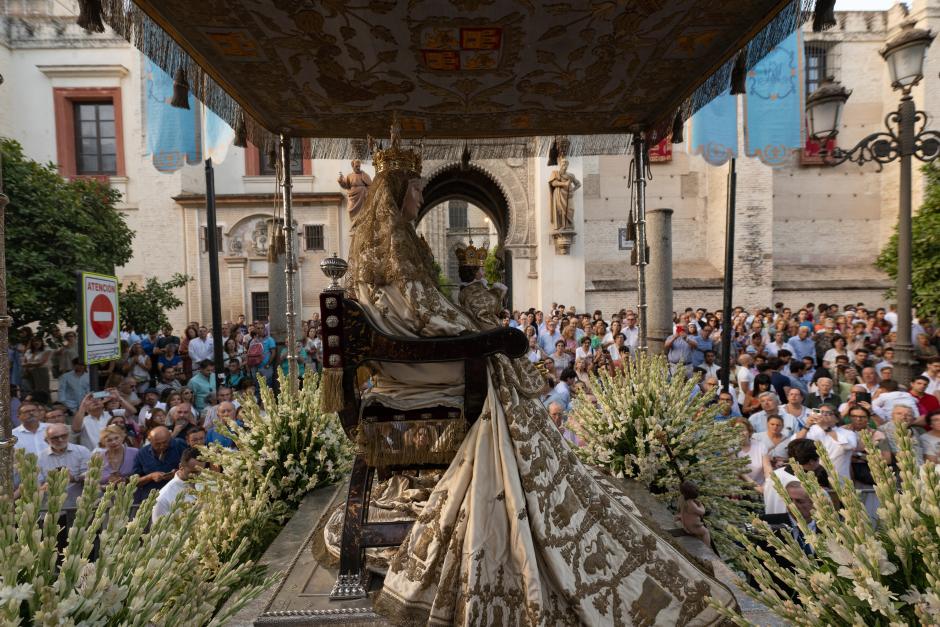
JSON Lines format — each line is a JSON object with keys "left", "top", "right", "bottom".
{"left": 230, "top": 235, "right": 243, "bottom": 255}
{"left": 338, "top": 159, "right": 372, "bottom": 219}
{"left": 250, "top": 221, "right": 269, "bottom": 257}
{"left": 549, "top": 157, "right": 580, "bottom": 254}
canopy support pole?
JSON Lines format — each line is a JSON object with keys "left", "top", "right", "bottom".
{"left": 632, "top": 133, "right": 649, "bottom": 353}
{"left": 280, "top": 134, "right": 299, "bottom": 394}
{"left": 0, "top": 151, "right": 13, "bottom": 497}
{"left": 720, "top": 158, "right": 737, "bottom": 392}
{"left": 205, "top": 158, "right": 225, "bottom": 378}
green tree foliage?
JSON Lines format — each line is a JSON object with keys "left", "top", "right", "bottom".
{"left": 483, "top": 245, "right": 504, "bottom": 285}
{"left": 1, "top": 138, "right": 133, "bottom": 331}
{"left": 119, "top": 273, "right": 192, "bottom": 334}
{"left": 875, "top": 162, "right": 940, "bottom": 319}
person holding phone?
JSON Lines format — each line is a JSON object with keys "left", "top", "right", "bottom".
{"left": 132, "top": 425, "right": 188, "bottom": 502}
{"left": 664, "top": 323, "right": 697, "bottom": 378}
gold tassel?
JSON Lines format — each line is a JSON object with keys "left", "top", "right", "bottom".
{"left": 320, "top": 367, "right": 345, "bottom": 413}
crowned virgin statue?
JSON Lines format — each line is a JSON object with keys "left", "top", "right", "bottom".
{"left": 329, "top": 121, "right": 737, "bottom": 626}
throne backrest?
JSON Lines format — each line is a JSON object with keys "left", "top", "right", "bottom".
{"left": 319, "top": 289, "right": 527, "bottom": 442}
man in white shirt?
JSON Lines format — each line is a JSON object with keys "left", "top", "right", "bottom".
{"left": 764, "top": 439, "right": 821, "bottom": 516}
{"left": 802, "top": 408, "right": 857, "bottom": 480}
{"left": 187, "top": 326, "right": 214, "bottom": 364}
{"left": 70, "top": 393, "right": 112, "bottom": 451}
{"left": 152, "top": 447, "right": 205, "bottom": 523}
{"left": 621, "top": 313, "right": 640, "bottom": 352}
{"left": 12, "top": 399, "right": 48, "bottom": 458}
{"left": 871, "top": 380, "right": 919, "bottom": 424}
{"left": 749, "top": 392, "right": 799, "bottom": 437}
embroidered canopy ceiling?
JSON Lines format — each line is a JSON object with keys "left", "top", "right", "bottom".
{"left": 103, "top": 0, "right": 812, "bottom": 157}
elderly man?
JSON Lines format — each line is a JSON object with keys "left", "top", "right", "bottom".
{"left": 206, "top": 401, "right": 240, "bottom": 448}
{"left": 12, "top": 399, "right": 49, "bottom": 457}
{"left": 37, "top": 423, "right": 91, "bottom": 486}
{"left": 806, "top": 377, "right": 840, "bottom": 409}
{"left": 202, "top": 386, "right": 238, "bottom": 431}
{"left": 133, "top": 426, "right": 189, "bottom": 501}
{"left": 538, "top": 319, "right": 562, "bottom": 358}
{"left": 168, "top": 402, "right": 199, "bottom": 440}
{"left": 749, "top": 391, "right": 798, "bottom": 437}
{"left": 152, "top": 447, "right": 206, "bottom": 523}
{"left": 879, "top": 405, "right": 925, "bottom": 466}
{"left": 548, "top": 401, "right": 579, "bottom": 447}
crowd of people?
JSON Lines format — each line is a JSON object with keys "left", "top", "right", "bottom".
{"left": 7, "top": 315, "right": 328, "bottom": 520}
{"left": 513, "top": 300, "right": 940, "bottom": 518}
{"left": 8, "top": 300, "right": 940, "bottom": 523}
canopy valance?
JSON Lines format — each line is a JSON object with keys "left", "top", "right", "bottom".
{"left": 95, "top": 0, "right": 818, "bottom": 158}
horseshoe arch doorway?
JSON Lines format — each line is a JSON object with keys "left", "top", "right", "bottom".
{"left": 415, "top": 164, "right": 513, "bottom": 304}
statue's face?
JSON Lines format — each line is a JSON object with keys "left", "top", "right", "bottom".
{"left": 559, "top": 158, "right": 568, "bottom": 173}
{"left": 352, "top": 160, "right": 362, "bottom": 173}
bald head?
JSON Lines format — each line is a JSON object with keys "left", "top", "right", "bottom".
{"left": 148, "top": 426, "right": 171, "bottom": 454}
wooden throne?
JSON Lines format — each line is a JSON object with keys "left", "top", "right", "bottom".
{"left": 318, "top": 255, "right": 527, "bottom": 600}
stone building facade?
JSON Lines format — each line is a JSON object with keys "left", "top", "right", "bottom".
{"left": 2, "top": 1, "right": 936, "bottom": 328}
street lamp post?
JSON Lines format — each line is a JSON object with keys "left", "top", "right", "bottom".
{"left": 806, "top": 20, "right": 940, "bottom": 386}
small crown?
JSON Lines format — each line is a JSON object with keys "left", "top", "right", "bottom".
{"left": 372, "top": 114, "right": 422, "bottom": 175}
{"left": 455, "top": 240, "right": 488, "bottom": 267}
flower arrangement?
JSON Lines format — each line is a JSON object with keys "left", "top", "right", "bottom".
{"left": 714, "top": 423, "right": 940, "bottom": 625}
{"left": 568, "top": 352, "right": 756, "bottom": 551}
{"left": 194, "top": 372, "right": 354, "bottom": 563}
{"left": 0, "top": 451, "right": 267, "bottom": 626}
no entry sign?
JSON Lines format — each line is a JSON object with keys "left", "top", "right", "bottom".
{"left": 81, "top": 272, "right": 120, "bottom": 364}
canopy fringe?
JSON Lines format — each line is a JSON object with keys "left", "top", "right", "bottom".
{"left": 95, "top": 0, "right": 811, "bottom": 159}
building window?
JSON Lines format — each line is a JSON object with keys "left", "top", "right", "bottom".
{"left": 244, "top": 139, "right": 311, "bottom": 177}
{"left": 251, "top": 292, "right": 270, "bottom": 322}
{"left": 804, "top": 42, "right": 838, "bottom": 96}
{"left": 260, "top": 138, "right": 304, "bottom": 176}
{"left": 74, "top": 102, "right": 117, "bottom": 175}
{"left": 448, "top": 200, "right": 468, "bottom": 229}
{"left": 201, "top": 226, "right": 223, "bottom": 253}
{"left": 304, "top": 224, "right": 325, "bottom": 251}
{"left": 52, "top": 87, "right": 125, "bottom": 178}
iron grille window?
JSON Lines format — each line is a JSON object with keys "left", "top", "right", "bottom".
{"left": 448, "top": 200, "right": 468, "bottom": 229}
{"left": 251, "top": 292, "right": 270, "bottom": 322}
{"left": 804, "top": 43, "right": 837, "bottom": 96}
{"left": 260, "top": 138, "right": 303, "bottom": 176}
{"left": 304, "top": 224, "right": 325, "bottom": 251}
{"left": 201, "top": 226, "right": 223, "bottom": 252}
{"left": 74, "top": 101, "right": 117, "bottom": 175}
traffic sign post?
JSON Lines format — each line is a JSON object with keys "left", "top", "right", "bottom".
{"left": 79, "top": 272, "right": 120, "bottom": 365}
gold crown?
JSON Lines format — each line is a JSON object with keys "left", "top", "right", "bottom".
{"left": 455, "top": 241, "right": 488, "bottom": 267}
{"left": 373, "top": 145, "right": 422, "bottom": 175}
{"left": 371, "top": 115, "right": 422, "bottom": 175}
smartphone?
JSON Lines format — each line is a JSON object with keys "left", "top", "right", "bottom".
{"left": 92, "top": 390, "right": 110, "bottom": 399}
{"left": 111, "top": 408, "right": 126, "bottom": 417}
{"left": 855, "top": 391, "right": 871, "bottom": 404}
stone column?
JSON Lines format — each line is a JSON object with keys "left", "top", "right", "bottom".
{"left": 646, "top": 208, "right": 674, "bottom": 356}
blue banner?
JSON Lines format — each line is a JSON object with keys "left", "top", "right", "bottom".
{"left": 204, "top": 107, "right": 235, "bottom": 164}
{"left": 689, "top": 91, "right": 738, "bottom": 166}
{"left": 144, "top": 59, "right": 200, "bottom": 173}
{"left": 744, "top": 31, "right": 802, "bottom": 166}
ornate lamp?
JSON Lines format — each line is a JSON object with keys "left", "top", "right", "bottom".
{"left": 881, "top": 20, "right": 934, "bottom": 92}
{"left": 805, "top": 78, "right": 851, "bottom": 141}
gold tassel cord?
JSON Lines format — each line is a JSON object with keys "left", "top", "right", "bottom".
{"left": 320, "top": 367, "right": 345, "bottom": 414}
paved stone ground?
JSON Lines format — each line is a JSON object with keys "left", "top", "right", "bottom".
{"left": 228, "top": 478, "right": 789, "bottom": 626}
